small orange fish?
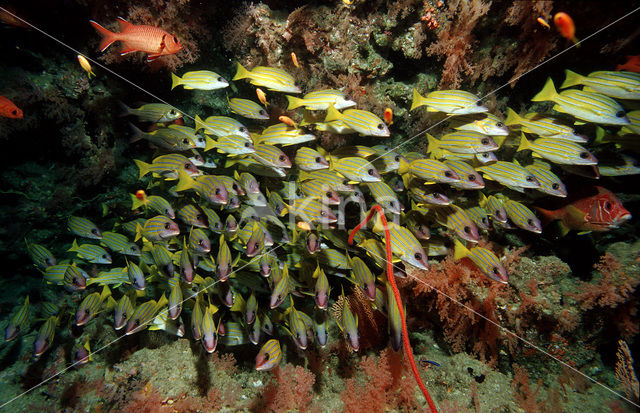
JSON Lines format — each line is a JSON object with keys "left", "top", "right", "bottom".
{"left": 0, "top": 95, "right": 23, "bottom": 119}
{"left": 279, "top": 115, "right": 296, "bottom": 127}
{"left": 536, "top": 17, "right": 550, "bottom": 29}
{"left": 616, "top": 55, "right": 640, "bottom": 73}
{"left": 553, "top": 12, "right": 579, "bottom": 45}
{"left": 256, "top": 88, "right": 268, "bottom": 107}
{"left": 291, "top": 52, "right": 299, "bottom": 68}
{"left": 384, "top": 108, "right": 393, "bottom": 125}
{"left": 77, "top": 55, "right": 95, "bottom": 78}
{"left": 90, "top": 17, "right": 182, "bottom": 62}
{"left": 135, "top": 190, "right": 146, "bottom": 201}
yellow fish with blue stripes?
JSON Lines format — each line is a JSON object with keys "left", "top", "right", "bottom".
{"left": 517, "top": 134, "right": 598, "bottom": 165}
{"left": 286, "top": 89, "right": 355, "bottom": 110}
{"left": 228, "top": 97, "right": 269, "bottom": 120}
{"left": 325, "top": 105, "right": 390, "bottom": 137}
{"left": 532, "top": 78, "right": 629, "bottom": 125}
{"left": 171, "top": 70, "right": 228, "bottom": 90}
{"left": 561, "top": 70, "right": 640, "bottom": 100}
{"left": 233, "top": 63, "right": 301, "bottom": 93}
{"left": 454, "top": 240, "right": 507, "bottom": 283}
{"left": 411, "top": 89, "right": 487, "bottom": 114}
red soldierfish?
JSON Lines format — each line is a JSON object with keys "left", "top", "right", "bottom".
{"left": 0, "top": 95, "right": 23, "bottom": 118}
{"left": 89, "top": 17, "right": 182, "bottom": 62}
{"left": 535, "top": 186, "right": 631, "bottom": 235}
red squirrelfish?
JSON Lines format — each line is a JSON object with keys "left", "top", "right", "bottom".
{"left": 90, "top": 17, "right": 182, "bottom": 62}
{"left": 535, "top": 186, "right": 631, "bottom": 235}
{"left": 0, "top": 95, "right": 23, "bottom": 118}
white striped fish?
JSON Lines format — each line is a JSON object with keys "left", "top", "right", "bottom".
{"left": 233, "top": 63, "right": 301, "bottom": 93}
{"left": 532, "top": 78, "right": 629, "bottom": 125}
{"left": 411, "top": 89, "right": 487, "bottom": 114}
{"left": 561, "top": 70, "right": 640, "bottom": 100}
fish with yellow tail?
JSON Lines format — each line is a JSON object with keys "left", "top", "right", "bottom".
{"left": 517, "top": 134, "right": 598, "bottom": 166}
{"left": 411, "top": 88, "right": 487, "bottom": 114}
{"left": 325, "top": 105, "right": 390, "bottom": 137}
{"left": 5, "top": 296, "right": 30, "bottom": 341}
{"left": 531, "top": 77, "right": 629, "bottom": 125}
{"left": 561, "top": 70, "right": 640, "bottom": 100}
{"left": 233, "top": 63, "right": 301, "bottom": 93}
{"left": 454, "top": 239, "right": 508, "bottom": 283}
{"left": 171, "top": 71, "right": 228, "bottom": 90}
{"left": 286, "top": 89, "right": 356, "bottom": 110}
{"left": 77, "top": 55, "right": 95, "bottom": 78}
{"left": 335, "top": 288, "right": 359, "bottom": 352}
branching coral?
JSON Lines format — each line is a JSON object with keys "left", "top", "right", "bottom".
{"left": 425, "top": 0, "right": 491, "bottom": 89}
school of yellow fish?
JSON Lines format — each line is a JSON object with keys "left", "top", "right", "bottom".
{"left": 8, "top": 63, "right": 640, "bottom": 372}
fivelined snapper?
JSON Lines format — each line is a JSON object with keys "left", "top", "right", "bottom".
{"left": 505, "top": 108, "right": 586, "bottom": 142}
{"left": 75, "top": 285, "right": 112, "bottom": 326}
{"left": 330, "top": 156, "right": 381, "bottom": 183}
{"left": 370, "top": 214, "right": 430, "bottom": 270}
{"left": 476, "top": 161, "right": 540, "bottom": 190}
{"left": 194, "top": 115, "right": 250, "bottom": 140}
{"left": 430, "top": 147, "right": 498, "bottom": 164}
{"left": 620, "top": 110, "right": 640, "bottom": 135}
{"left": 125, "top": 294, "right": 168, "bottom": 335}
{"left": 4, "top": 296, "right": 30, "bottom": 341}
{"left": 34, "top": 316, "right": 57, "bottom": 358}
{"left": 251, "top": 144, "right": 292, "bottom": 169}
{"left": 411, "top": 88, "right": 487, "bottom": 114}
{"left": 408, "top": 186, "right": 450, "bottom": 206}
{"left": 25, "top": 240, "right": 56, "bottom": 270}
{"left": 286, "top": 89, "right": 356, "bottom": 110}
{"left": 233, "top": 63, "right": 301, "bottom": 93}
{"left": 531, "top": 78, "right": 629, "bottom": 125}
{"left": 68, "top": 239, "right": 112, "bottom": 264}
{"left": 385, "top": 282, "right": 403, "bottom": 351}
{"left": 135, "top": 215, "right": 180, "bottom": 242}
{"left": 406, "top": 158, "right": 460, "bottom": 184}
{"left": 465, "top": 206, "right": 490, "bottom": 230}
{"left": 561, "top": 70, "right": 640, "bottom": 100}
{"left": 371, "top": 145, "right": 407, "bottom": 174}
{"left": 281, "top": 197, "right": 337, "bottom": 225}
{"left": 599, "top": 154, "right": 640, "bottom": 177}
{"left": 454, "top": 240, "right": 507, "bottom": 283}
{"left": 228, "top": 97, "right": 269, "bottom": 120}
{"left": 336, "top": 288, "right": 359, "bottom": 352}
{"left": 255, "top": 339, "right": 282, "bottom": 371}
{"left": 435, "top": 204, "right": 479, "bottom": 243}
{"left": 298, "top": 179, "right": 341, "bottom": 205}
{"left": 205, "top": 134, "right": 255, "bottom": 155}
{"left": 325, "top": 105, "right": 390, "bottom": 137}
{"left": 120, "top": 102, "right": 182, "bottom": 123}
{"left": 299, "top": 170, "right": 354, "bottom": 193}
{"left": 171, "top": 70, "right": 228, "bottom": 90}
{"left": 134, "top": 154, "right": 200, "bottom": 180}
{"left": 177, "top": 204, "right": 207, "bottom": 228}
{"left": 175, "top": 171, "right": 229, "bottom": 205}
{"left": 100, "top": 231, "right": 141, "bottom": 257}
{"left": 524, "top": 160, "right": 567, "bottom": 197}
{"left": 366, "top": 181, "right": 402, "bottom": 215}
{"left": 479, "top": 193, "right": 508, "bottom": 224}
{"left": 129, "top": 123, "right": 196, "bottom": 151}
{"left": 427, "top": 131, "right": 497, "bottom": 154}
{"left": 499, "top": 196, "right": 542, "bottom": 234}
{"left": 257, "top": 123, "right": 316, "bottom": 146}
{"left": 517, "top": 134, "right": 598, "bottom": 165}
{"left": 449, "top": 113, "right": 510, "bottom": 136}
{"left": 295, "top": 147, "right": 329, "bottom": 171}
{"left": 445, "top": 160, "right": 485, "bottom": 190}
{"left": 68, "top": 216, "right": 102, "bottom": 240}
{"left": 131, "top": 194, "right": 174, "bottom": 218}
